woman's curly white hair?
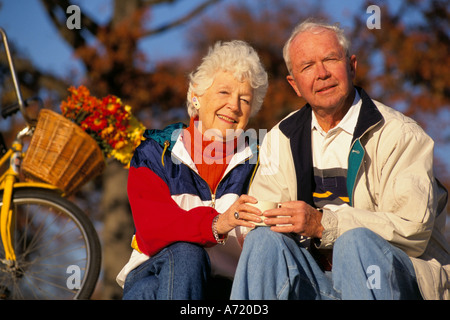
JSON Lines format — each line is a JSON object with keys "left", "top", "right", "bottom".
{"left": 186, "top": 40, "right": 268, "bottom": 118}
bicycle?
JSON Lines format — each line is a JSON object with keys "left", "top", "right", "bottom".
{"left": 0, "top": 28, "right": 101, "bottom": 299}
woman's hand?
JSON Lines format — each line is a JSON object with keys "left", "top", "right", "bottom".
{"left": 215, "top": 195, "right": 263, "bottom": 235}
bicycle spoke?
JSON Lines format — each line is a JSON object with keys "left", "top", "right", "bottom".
{"left": 0, "top": 189, "right": 101, "bottom": 299}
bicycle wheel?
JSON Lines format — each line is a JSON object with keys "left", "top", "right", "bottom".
{"left": 0, "top": 187, "right": 101, "bottom": 299}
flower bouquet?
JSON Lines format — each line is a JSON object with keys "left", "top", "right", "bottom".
{"left": 22, "top": 85, "right": 145, "bottom": 195}
{"left": 61, "top": 85, "right": 145, "bottom": 166}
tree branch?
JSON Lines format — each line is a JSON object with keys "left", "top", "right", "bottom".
{"left": 142, "top": 0, "right": 222, "bottom": 37}
{"left": 39, "top": 0, "right": 99, "bottom": 49}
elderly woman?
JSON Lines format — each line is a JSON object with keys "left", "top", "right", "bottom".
{"left": 116, "top": 40, "right": 269, "bottom": 299}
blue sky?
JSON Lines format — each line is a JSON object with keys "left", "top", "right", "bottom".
{"left": 0, "top": 0, "right": 365, "bottom": 78}
{"left": 1, "top": 0, "right": 449, "bottom": 172}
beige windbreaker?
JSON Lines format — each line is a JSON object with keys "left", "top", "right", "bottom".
{"left": 248, "top": 92, "right": 449, "bottom": 300}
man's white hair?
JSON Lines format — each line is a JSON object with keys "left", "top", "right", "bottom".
{"left": 283, "top": 18, "right": 351, "bottom": 75}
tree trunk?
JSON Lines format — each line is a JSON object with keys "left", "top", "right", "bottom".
{"left": 99, "top": 160, "right": 134, "bottom": 299}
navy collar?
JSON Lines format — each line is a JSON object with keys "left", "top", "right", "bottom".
{"left": 278, "top": 87, "right": 382, "bottom": 205}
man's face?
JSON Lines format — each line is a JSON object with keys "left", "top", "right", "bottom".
{"left": 286, "top": 28, "right": 357, "bottom": 113}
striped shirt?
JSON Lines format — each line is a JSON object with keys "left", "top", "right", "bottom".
{"left": 311, "top": 90, "right": 361, "bottom": 209}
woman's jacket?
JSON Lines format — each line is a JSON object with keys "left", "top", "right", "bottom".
{"left": 116, "top": 123, "right": 258, "bottom": 287}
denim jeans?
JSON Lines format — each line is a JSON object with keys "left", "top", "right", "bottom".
{"left": 230, "top": 227, "right": 422, "bottom": 300}
{"left": 123, "top": 242, "right": 211, "bottom": 300}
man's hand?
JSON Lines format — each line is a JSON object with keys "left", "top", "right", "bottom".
{"left": 263, "top": 201, "right": 324, "bottom": 238}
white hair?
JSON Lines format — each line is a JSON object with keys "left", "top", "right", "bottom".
{"left": 283, "top": 18, "right": 351, "bottom": 75}
{"left": 186, "top": 40, "right": 268, "bottom": 118}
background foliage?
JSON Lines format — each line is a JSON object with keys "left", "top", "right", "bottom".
{"left": 0, "top": 0, "right": 448, "bottom": 299}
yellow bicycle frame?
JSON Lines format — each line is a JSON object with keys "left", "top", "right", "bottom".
{"left": 1, "top": 28, "right": 62, "bottom": 267}
{"left": 0, "top": 141, "right": 60, "bottom": 264}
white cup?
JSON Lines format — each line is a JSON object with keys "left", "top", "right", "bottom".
{"left": 247, "top": 200, "right": 280, "bottom": 227}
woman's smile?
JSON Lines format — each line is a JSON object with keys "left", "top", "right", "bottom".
{"left": 196, "top": 70, "right": 253, "bottom": 139}
{"left": 217, "top": 114, "right": 237, "bottom": 123}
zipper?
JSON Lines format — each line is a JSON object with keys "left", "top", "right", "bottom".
{"left": 170, "top": 152, "right": 217, "bottom": 208}
{"left": 161, "top": 140, "right": 170, "bottom": 167}
{"left": 210, "top": 150, "right": 256, "bottom": 209}
{"left": 348, "top": 120, "right": 381, "bottom": 206}
{"left": 172, "top": 152, "right": 255, "bottom": 210}
{"left": 210, "top": 193, "right": 216, "bottom": 208}
{"left": 169, "top": 137, "right": 257, "bottom": 210}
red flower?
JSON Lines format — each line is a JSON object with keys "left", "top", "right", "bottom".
{"left": 60, "top": 85, "right": 145, "bottom": 164}
{"left": 81, "top": 113, "right": 108, "bottom": 132}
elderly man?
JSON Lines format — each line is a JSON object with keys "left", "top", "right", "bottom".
{"left": 230, "top": 19, "right": 449, "bottom": 300}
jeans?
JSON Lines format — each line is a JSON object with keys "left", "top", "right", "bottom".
{"left": 230, "top": 227, "right": 422, "bottom": 300}
{"left": 123, "top": 242, "right": 210, "bottom": 300}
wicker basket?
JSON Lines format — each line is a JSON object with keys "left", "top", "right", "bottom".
{"left": 22, "top": 109, "right": 105, "bottom": 195}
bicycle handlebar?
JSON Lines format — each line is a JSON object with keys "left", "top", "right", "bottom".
{"left": 0, "top": 27, "right": 35, "bottom": 126}
{"left": 1, "top": 102, "right": 20, "bottom": 119}
{"left": 1, "top": 97, "right": 42, "bottom": 120}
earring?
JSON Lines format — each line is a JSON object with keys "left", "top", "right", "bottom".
{"left": 192, "top": 96, "right": 201, "bottom": 109}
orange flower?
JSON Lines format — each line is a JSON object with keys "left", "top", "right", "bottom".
{"left": 60, "top": 85, "right": 145, "bottom": 165}
{"left": 81, "top": 113, "right": 107, "bottom": 131}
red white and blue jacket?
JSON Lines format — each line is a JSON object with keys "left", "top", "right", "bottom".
{"left": 117, "top": 122, "right": 259, "bottom": 286}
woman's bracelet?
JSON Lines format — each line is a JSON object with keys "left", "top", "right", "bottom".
{"left": 212, "top": 214, "right": 226, "bottom": 245}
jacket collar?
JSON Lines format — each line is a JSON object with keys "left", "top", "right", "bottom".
{"left": 146, "top": 122, "right": 258, "bottom": 174}
{"left": 353, "top": 87, "right": 383, "bottom": 142}
{"left": 171, "top": 134, "right": 257, "bottom": 177}
{"left": 144, "top": 122, "right": 186, "bottom": 152}
{"left": 278, "top": 86, "right": 383, "bottom": 205}
{"left": 280, "top": 87, "right": 382, "bottom": 141}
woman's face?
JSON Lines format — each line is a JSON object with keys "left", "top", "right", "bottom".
{"left": 195, "top": 71, "right": 253, "bottom": 140}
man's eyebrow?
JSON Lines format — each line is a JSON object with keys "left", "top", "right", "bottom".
{"left": 301, "top": 59, "right": 314, "bottom": 65}
{"left": 298, "top": 59, "right": 314, "bottom": 67}
{"left": 324, "top": 51, "right": 344, "bottom": 59}
{"left": 298, "top": 52, "right": 342, "bottom": 65}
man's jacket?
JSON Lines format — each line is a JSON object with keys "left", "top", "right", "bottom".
{"left": 249, "top": 87, "right": 449, "bottom": 300}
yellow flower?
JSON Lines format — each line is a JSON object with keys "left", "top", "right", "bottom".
{"left": 61, "top": 85, "right": 146, "bottom": 166}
